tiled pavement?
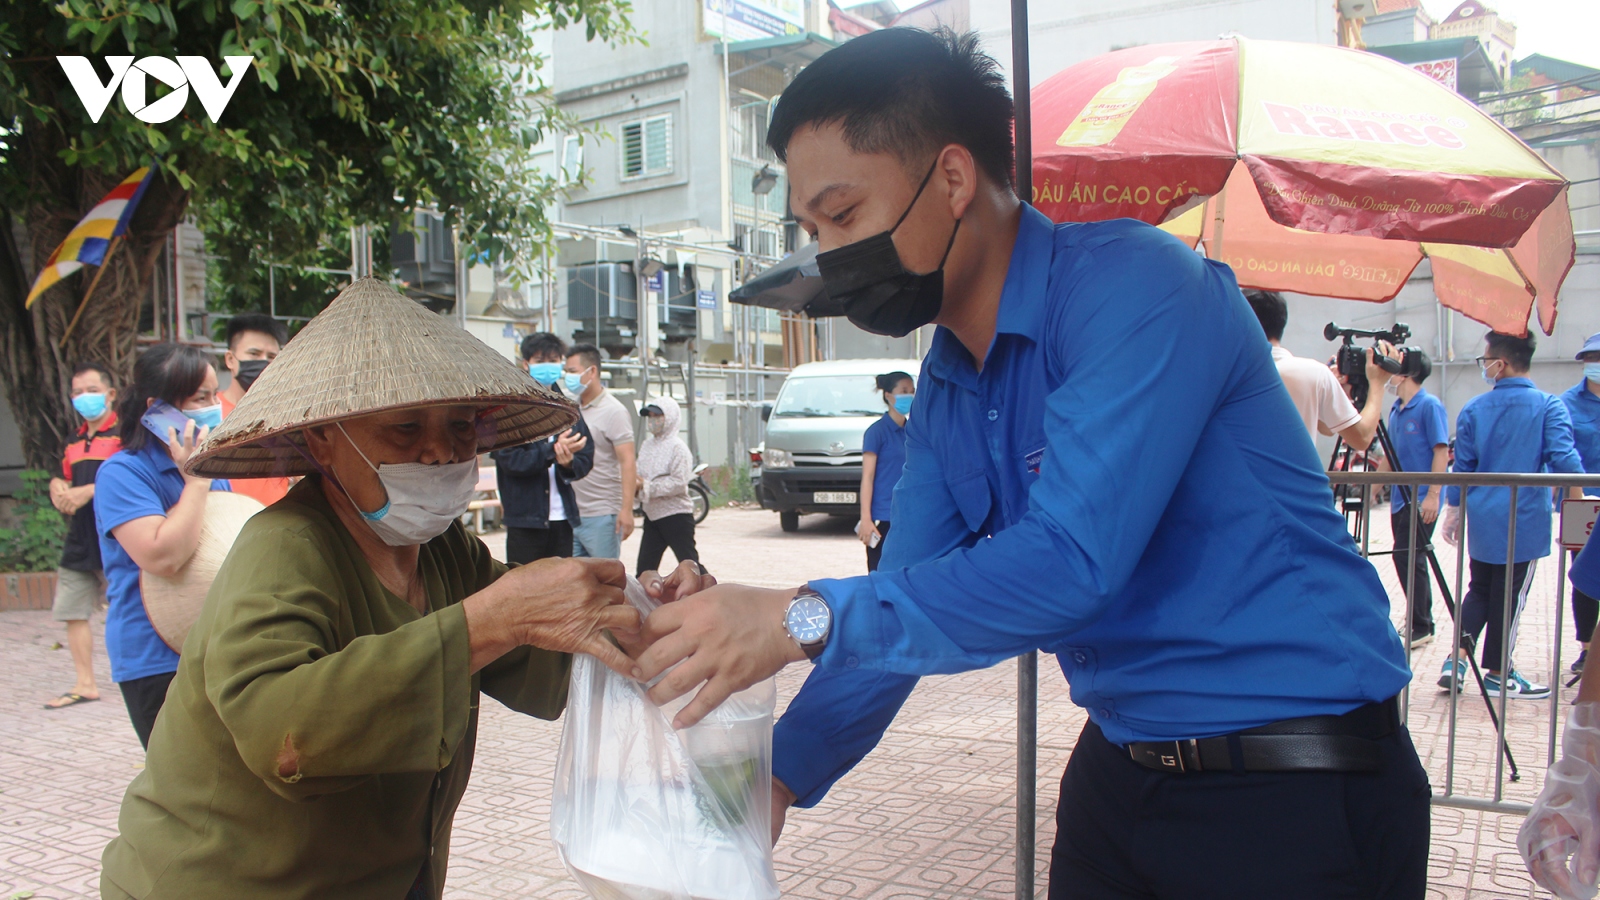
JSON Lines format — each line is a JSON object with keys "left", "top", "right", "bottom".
{"left": 0, "top": 506, "right": 1580, "bottom": 898}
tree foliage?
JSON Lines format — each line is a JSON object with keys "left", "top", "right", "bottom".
{"left": 0, "top": 0, "right": 631, "bottom": 469}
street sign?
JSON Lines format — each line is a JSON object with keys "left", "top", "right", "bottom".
{"left": 647, "top": 271, "right": 666, "bottom": 292}
{"left": 697, "top": 289, "right": 717, "bottom": 310}
{"left": 1562, "top": 498, "right": 1600, "bottom": 550}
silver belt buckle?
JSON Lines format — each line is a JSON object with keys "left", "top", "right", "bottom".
{"left": 1131, "top": 740, "right": 1189, "bottom": 772}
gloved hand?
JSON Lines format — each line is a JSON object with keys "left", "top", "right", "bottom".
{"left": 1440, "top": 504, "right": 1461, "bottom": 548}
{"left": 1521, "top": 703, "right": 1600, "bottom": 899}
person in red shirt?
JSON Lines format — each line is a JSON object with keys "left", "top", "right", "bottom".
{"left": 217, "top": 313, "right": 292, "bottom": 506}
{"left": 44, "top": 362, "right": 122, "bottom": 709}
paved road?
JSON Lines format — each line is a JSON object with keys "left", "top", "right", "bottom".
{"left": 0, "top": 506, "right": 1573, "bottom": 898}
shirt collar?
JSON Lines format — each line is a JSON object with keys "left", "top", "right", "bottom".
{"left": 137, "top": 437, "right": 179, "bottom": 474}
{"left": 1270, "top": 345, "right": 1292, "bottom": 362}
{"left": 1393, "top": 387, "right": 1429, "bottom": 413}
{"left": 1572, "top": 380, "right": 1600, "bottom": 402}
{"left": 925, "top": 205, "right": 1055, "bottom": 385}
{"left": 1494, "top": 376, "right": 1535, "bottom": 390}
{"left": 581, "top": 387, "right": 607, "bottom": 410}
{"left": 78, "top": 411, "right": 119, "bottom": 438}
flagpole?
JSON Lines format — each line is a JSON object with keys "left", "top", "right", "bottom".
{"left": 58, "top": 234, "right": 121, "bottom": 349}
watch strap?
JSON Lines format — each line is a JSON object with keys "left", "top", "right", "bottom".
{"left": 792, "top": 586, "right": 829, "bottom": 660}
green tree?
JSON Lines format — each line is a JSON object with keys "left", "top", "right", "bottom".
{"left": 0, "top": 0, "right": 629, "bottom": 470}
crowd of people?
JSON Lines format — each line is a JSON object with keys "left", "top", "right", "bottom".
{"left": 21, "top": 24, "right": 1600, "bottom": 900}
{"left": 1249, "top": 290, "right": 1600, "bottom": 705}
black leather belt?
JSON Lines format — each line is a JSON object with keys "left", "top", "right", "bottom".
{"left": 1124, "top": 697, "right": 1399, "bottom": 775}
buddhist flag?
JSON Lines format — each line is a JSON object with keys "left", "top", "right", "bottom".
{"left": 25, "top": 166, "right": 154, "bottom": 307}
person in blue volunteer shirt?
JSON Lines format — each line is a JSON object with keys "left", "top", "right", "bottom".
{"left": 1385, "top": 351, "right": 1450, "bottom": 649}
{"left": 858, "top": 371, "right": 914, "bottom": 571}
{"left": 94, "top": 344, "right": 231, "bottom": 748}
{"left": 633, "top": 28, "right": 1425, "bottom": 898}
{"left": 1439, "top": 331, "right": 1583, "bottom": 702}
{"left": 1562, "top": 333, "right": 1600, "bottom": 675}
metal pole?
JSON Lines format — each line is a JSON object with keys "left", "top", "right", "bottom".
{"left": 1446, "top": 488, "right": 1467, "bottom": 797}
{"left": 1495, "top": 486, "right": 1519, "bottom": 800}
{"left": 1553, "top": 546, "right": 1569, "bottom": 765}
{"left": 1011, "top": 0, "right": 1036, "bottom": 895}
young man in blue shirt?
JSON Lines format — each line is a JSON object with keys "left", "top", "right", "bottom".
{"left": 1386, "top": 351, "right": 1450, "bottom": 649}
{"left": 1561, "top": 332, "right": 1600, "bottom": 674}
{"left": 1440, "top": 332, "right": 1583, "bottom": 700}
{"left": 636, "top": 28, "right": 1425, "bottom": 898}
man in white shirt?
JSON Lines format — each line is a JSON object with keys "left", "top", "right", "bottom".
{"left": 1247, "top": 290, "right": 1392, "bottom": 451}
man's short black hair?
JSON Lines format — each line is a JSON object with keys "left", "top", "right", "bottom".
{"left": 71, "top": 360, "right": 114, "bottom": 387}
{"left": 521, "top": 332, "right": 567, "bottom": 362}
{"left": 226, "top": 313, "right": 287, "bottom": 350}
{"left": 767, "top": 27, "right": 1015, "bottom": 189}
{"left": 567, "top": 342, "right": 603, "bottom": 373}
{"left": 1244, "top": 291, "right": 1287, "bottom": 342}
{"left": 1486, "top": 331, "right": 1536, "bottom": 372}
{"left": 1404, "top": 350, "right": 1433, "bottom": 385}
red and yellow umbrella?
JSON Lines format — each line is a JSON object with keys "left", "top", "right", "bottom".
{"left": 1030, "top": 37, "right": 1574, "bottom": 335}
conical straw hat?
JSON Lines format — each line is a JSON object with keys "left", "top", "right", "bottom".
{"left": 187, "top": 277, "right": 577, "bottom": 478}
{"left": 140, "top": 491, "right": 265, "bottom": 652}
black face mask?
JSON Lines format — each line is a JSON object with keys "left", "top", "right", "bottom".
{"left": 815, "top": 161, "right": 961, "bottom": 338}
{"left": 235, "top": 358, "right": 270, "bottom": 391}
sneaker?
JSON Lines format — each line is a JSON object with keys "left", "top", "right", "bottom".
{"left": 1438, "top": 657, "right": 1466, "bottom": 692}
{"left": 1409, "top": 629, "right": 1435, "bottom": 650}
{"left": 1574, "top": 649, "right": 1588, "bottom": 675}
{"left": 1484, "top": 670, "right": 1551, "bottom": 700}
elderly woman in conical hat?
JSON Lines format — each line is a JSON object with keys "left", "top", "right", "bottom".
{"left": 99, "top": 279, "right": 707, "bottom": 900}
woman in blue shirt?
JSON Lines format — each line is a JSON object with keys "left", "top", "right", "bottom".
{"left": 95, "top": 344, "right": 231, "bottom": 748}
{"left": 858, "top": 371, "right": 913, "bottom": 571}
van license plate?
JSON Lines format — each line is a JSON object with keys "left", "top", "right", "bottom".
{"left": 813, "top": 492, "right": 856, "bottom": 504}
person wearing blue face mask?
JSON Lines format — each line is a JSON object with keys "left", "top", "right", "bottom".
{"left": 1560, "top": 332, "right": 1600, "bottom": 675}
{"left": 491, "top": 332, "right": 595, "bottom": 566}
{"left": 858, "top": 371, "right": 914, "bottom": 571}
{"left": 1439, "top": 331, "right": 1584, "bottom": 701}
{"left": 92, "top": 343, "right": 232, "bottom": 747}
{"left": 43, "top": 362, "right": 122, "bottom": 711}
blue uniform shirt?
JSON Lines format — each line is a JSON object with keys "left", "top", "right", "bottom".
{"left": 1388, "top": 388, "right": 1450, "bottom": 513}
{"left": 95, "top": 440, "right": 230, "bottom": 683}
{"left": 1574, "top": 529, "right": 1600, "bottom": 599}
{"left": 1561, "top": 380, "right": 1600, "bottom": 497}
{"left": 862, "top": 412, "right": 908, "bottom": 522}
{"left": 771, "top": 208, "right": 1410, "bottom": 806}
{"left": 1445, "top": 377, "right": 1582, "bottom": 564}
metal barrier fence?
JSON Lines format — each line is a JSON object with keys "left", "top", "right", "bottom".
{"left": 1010, "top": 469, "right": 1600, "bottom": 900}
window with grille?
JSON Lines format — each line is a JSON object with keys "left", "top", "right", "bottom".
{"left": 620, "top": 114, "right": 672, "bottom": 179}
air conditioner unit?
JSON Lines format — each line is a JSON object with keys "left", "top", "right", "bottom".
{"left": 1337, "top": 0, "right": 1372, "bottom": 20}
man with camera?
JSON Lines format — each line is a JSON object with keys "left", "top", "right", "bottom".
{"left": 1246, "top": 290, "right": 1393, "bottom": 450}
{"left": 1384, "top": 351, "right": 1449, "bottom": 649}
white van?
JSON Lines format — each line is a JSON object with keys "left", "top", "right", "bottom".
{"left": 756, "top": 358, "right": 921, "bottom": 532}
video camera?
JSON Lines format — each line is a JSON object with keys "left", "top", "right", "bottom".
{"left": 1323, "top": 322, "right": 1422, "bottom": 408}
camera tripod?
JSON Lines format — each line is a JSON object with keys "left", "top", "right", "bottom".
{"left": 1330, "top": 420, "right": 1521, "bottom": 780}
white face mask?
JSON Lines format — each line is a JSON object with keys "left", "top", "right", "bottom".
{"left": 335, "top": 422, "right": 479, "bottom": 547}
{"left": 648, "top": 416, "right": 668, "bottom": 437}
{"left": 1384, "top": 379, "right": 1400, "bottom": 396}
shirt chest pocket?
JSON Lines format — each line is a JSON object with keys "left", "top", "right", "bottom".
{"left": 947, "top": 470, "right": 993, "bottom": 535}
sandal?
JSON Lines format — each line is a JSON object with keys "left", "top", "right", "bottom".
{"left": 45, "top": 692, "right": 99, "bottom": 709}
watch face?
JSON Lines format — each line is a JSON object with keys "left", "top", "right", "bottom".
{"left": 786, "top": 595, "right": 831, "bottom": 643}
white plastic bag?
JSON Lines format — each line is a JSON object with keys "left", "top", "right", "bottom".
{"left": 553, "top": 578, "right": 780, "bottom": 900}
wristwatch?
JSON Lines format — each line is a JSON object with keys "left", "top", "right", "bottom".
{"left": 783, "top": 587, "right": 832, "bottom": 660}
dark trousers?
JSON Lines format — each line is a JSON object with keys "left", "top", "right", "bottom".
{"left": 865, "top": 520, "right": 892, "bottom": 572}
{"left": 119, "top": 671, "right": 176, "bottom": 750}
{"left": 1573, "top": 549, "right": 1598, "bottom": 643}
{"left": 1391, "top": 505, "right": 1436, "bottom": 634}
{"left": 1460, "top": 558, "right": 1534, "bottom": 670}
{"left": 637, "top": 512, "right": 697, "bottom": 576}
{"left": 506, "top": 521, "right": 574, "bottom": 566}
{"left": 1049, "top": 720, "right": 1430, "bottom": 899}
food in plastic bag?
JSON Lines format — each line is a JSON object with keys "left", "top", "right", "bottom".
{"left": 552, "top": 578, "right": 781, "bottom": 900}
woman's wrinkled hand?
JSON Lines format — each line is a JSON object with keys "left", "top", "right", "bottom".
{"left": 643, "top": 560, "right": 718, "bottom": 605}
{"left": 465, "top": 557, "right": 640, "bottom": 678}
